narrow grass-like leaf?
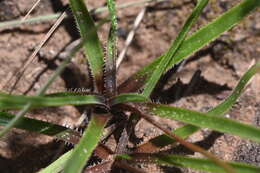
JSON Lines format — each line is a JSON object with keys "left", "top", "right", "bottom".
{"left": 209, "top": 62, "right": 260, "bottom": 116}
{"left": 39, "top": 150, "right": 73, "bottom": 173}
{"left": 105, "top": 0, "right": 118, "bottom": 96}
{"left": 123, "top": 154, "right": 260, "bottom": 173}
{"left": 119, "top": 0, "right": 259, "bottom": 93}
{"left": 144, "top": 103, "right": 260, "bottom": 143}
{"left": 110, "top": 93, "right": 149, "bottom": 106}
{"left": 156, "top": 154, "right": 260, "bottom": 173}
{"left": 142, "top": 0, "right": 208, "bottom": 97}
{"left": 45, "top": 92, "right": 89, "bottom": 97}
{"left": 0, "top": 93, "right": 105, "bottom": 110}
{"left": 69, "top": 0, "right": 105, "bottom": 92}
{"left": 136, "top": 62, "right": 260, "bottom": 152}
{"left": 0, "top": 112, "right": 68, "bottom": 135}
{"left": 0, "top": 112, "right": 81, "bottom": 144}
{"left": 63, "top": 114, "right": 110, "bottom": 173}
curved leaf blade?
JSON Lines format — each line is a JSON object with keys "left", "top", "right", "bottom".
{"left": 208, "top": 62, "right": 260, "bottom": 116}
{"left": 142, "top": 0, "right": 209, "bottom": 97}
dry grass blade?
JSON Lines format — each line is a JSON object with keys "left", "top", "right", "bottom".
{"left": 116, "top": 7, "right": 146, "bottom": 69}
{"left": 21, "top": 0, "right": 42, "bottom": 21}
{"left": 1, "top": 10, "right": 67, "bottom": 93}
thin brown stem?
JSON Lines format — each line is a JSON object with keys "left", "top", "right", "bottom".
{"left": 116, "top": 7, "right": 146, "bottom": 69}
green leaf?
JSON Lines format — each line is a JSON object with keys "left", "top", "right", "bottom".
{"left": 142, "top": 0, "right": 209, "bottom": 97}
{"left": 45, "top": 92, "right": 89, "bottom": 97}
{"left": 153, "top": 154, "right": 260, "bottom": 173}
{"left": 0, "top": 93, "right": 105, "bottom": 110}
{"left": 110, "top": 93, "right": 149, "bottom": 106}
{"left": 208, "top": 62, "right": 260, "bottom": 116}
{"left": 0, "top": 112, "right": 81, "bottom": 144}
{"left": 105, "top": 0, "right": 118, "bottom": 96}
{"left": 69, "top": 0, "right": 105, "bottom": 92}
{"left": 117, "top": 153, "right": 260, "bottom": 173}
{"left": 119, "top": 0, "right": 259, "bottom": 93}
{"left": 0, "top": 111, "right": 66, "bottom": 135}
{"left": 144, "top": 103, "right": 260, "bottom": 143}
{"left": 136, "top": 62, "right": 260, "bottom": 151}
{"left": 39, "top": 150, "right": 73, "bottom": 173}
{"left": 63, "top": 115, "right": 109, "bottom": 173}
